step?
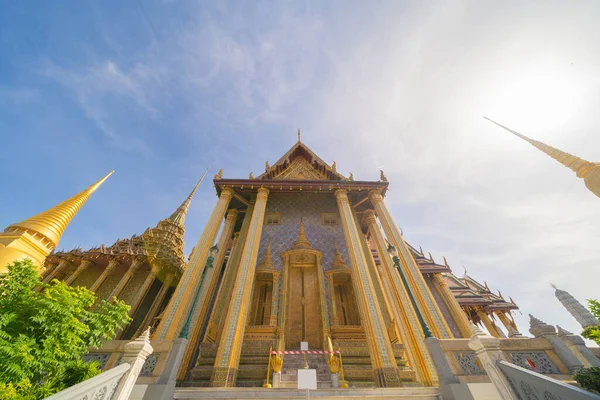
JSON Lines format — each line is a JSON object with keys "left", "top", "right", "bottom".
{"left": 175, "top": 387, "right": 441, "bottom": 399}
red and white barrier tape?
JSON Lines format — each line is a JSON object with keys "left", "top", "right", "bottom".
{"left": 269, "top": 350, "right": 340, "bottom": 355}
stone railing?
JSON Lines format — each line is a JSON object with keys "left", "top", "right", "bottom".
{"left": 439, "top": 336, "right": 571, "bottom": 382}
{"left": 44, "top": 363, "right": 130, "bottom": 400}
{"left": 45, "top": 328, "right": 154, "bottom": 400}
{"left": 498, "top": 360, "right": 600, "bottom": 400}
{"left": 84, "top": 338, "right": 174, "bottom": 384}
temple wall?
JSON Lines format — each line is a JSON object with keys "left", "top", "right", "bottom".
{"left": 424, "top": 275, "right": 462, "bottom": 338}
{"left": 259, "top": 192, "right": 350, "bottom": 270}
{"left": 120, "top": 266, "right": 151, "bottom": 305}
{"left": 73, "top": 262, "right": 103, "bottom": 288}
{"left": 96, "top": 267, "right": 126, "bottom": 300}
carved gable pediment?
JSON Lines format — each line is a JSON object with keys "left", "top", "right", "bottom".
{"left": 273, "top": 157, "right": 328, "bottom": 180}
{"left": 258, "top": 141, "right": 346, "bottom": 181}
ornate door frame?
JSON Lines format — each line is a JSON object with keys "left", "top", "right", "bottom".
{"left": 278, "top": 247, "right": 330, "bottom": 351}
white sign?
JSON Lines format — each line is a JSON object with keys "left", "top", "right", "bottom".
{"left": 300, "top": 341, "right": 309, "bottom": 351}
{"left": 298, "top": 369, "right": 317, "bottom": 389}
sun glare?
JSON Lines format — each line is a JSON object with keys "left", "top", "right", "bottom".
{"left": 485, "top": 72, "right": 577, "bottom": 135}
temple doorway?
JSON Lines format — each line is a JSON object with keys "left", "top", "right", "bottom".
{"left": 286, "top": 260, "right": 322, "bottom": 349}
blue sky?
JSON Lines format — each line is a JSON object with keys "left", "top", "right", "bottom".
{"left": 2, "top": 1, "right": 600, "bottom": 340}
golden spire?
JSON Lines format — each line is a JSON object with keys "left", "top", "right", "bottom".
{"left": 168, "top": 168, "right": 208, "bottom": 227}
{"left": 258, "top": 239, "right": 274, "bottom": 269}
{"left": 292, "top": 220, "right": 312, "bottom": 249}
{"left": 6, "top": 171, "right": 113, "bottom": 249}
{"left": 485, "top": 117, "right": 600, "bottom": 198}
{"left": 298, "top": 128, "right": 301, "bottom": 142}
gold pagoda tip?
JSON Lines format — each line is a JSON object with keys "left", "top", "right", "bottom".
{"left": 6, "top": 170, "right": 114, "bottom": 249}
{"left": 484, "top": 116, "right": 598, "bottom": 182}
{"left": 168, "top": 168, "right": 209, "bottom": 227}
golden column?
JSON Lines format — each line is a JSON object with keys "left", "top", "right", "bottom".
{"left": 107, "top": 259, "right": 143, "bottom": 300}
{"left": 269, "top": 271, "right": 280, "bottom": 326}
{"left": 496, "top": 311, "right": 519, "bottom": 333}
{"left": 325, "top": 273, "right": 339, "bottom": 326}
{"left": 177, "top": 209, "right": 238, "bottom": 381}
{"left": 432, "top": 273, "right": 472, "bottom": 338}
{"left": 369, "top": 190, "right": 452, "bottom": 339}
{"left": 211, "top": 187, "right": 269, "bottom": 387}
{"left": 155, "top": 187, "right": 234, "bottom": 340}
{"left": 90, "top": 259, "right": 119, "bottom": 292}
{"left": 42, "top": 259, "right": 70, "bottom": 283}
{"left": 476, "top": 309, "right": 501, "bottom": 338}
{"left": 0, "top": 171, "right": 113, "bottom": 273}
{"left": 128, "top": 270, "right": 156, "bottom": 317}
{"left": 64, "top": 259, "right": 93, "bottom": 285}
{"left": 363, "top": 210, "right": 437, "bottom": 385}
{"left": 334, "top": 189, "right": 401, "bottom": 387}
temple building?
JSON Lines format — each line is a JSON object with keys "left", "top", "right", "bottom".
{"left": 4, "top": 132, "right": 600, "bottom": 399}
{"left": 21, "top": 135, "right": 529, "bottom": 390}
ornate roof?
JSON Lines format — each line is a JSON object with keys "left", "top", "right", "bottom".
{"left": 256, "top": 137, "right": 347, "bottom": 181}
{"left": 48, "top": 176, "right": 205, "bottom": 279}
{"left": 405, "top": 241, "right": 518, "bottom": 311}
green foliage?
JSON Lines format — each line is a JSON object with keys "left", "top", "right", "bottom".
{"left": 574, "top": 367, "right": 600, "bottom": 394}
{"left": 582, "top": 326, "right": 600, "bottom": 346}
{"left": 0, "top": 259, "right": 131, "bottom": 399}
{"left": 587, "top": 299, "right": 600, "bottom": 319}
{"left": 581, "top": 299, "right": 600, "bottom": 345}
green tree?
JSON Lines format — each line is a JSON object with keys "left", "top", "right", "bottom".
{"left": 581, "top": 299, "right": 600, "bottom": 346}
{"left": 0, "top": 259, "right": 131, "bottom": 399}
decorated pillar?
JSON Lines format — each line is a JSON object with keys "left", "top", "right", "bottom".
{"left": 277, "top": 252, "right": 289, "bottom": 351}
{"left": 108, "top": 258, "right": 143, "bottom": 300}
{"left": 155, "top": 187, "right": 234, "bottom": 340}
{"left": 432, "top": 273, "right": 472, "bottom": 338}
{"left": 64, "top": 259, "right": 92, "bottom": 285}
{"left": 369, "top": 190, "right": 452, "bottom": 339}
{"left": 42, "top": 259, "right": 70, "bottom": 283}
{"left": 326, "top": 273, "right": 339, "bottom": 326}
{"left": 211, "top": 187, "right": 270, "bottom": 387}
{"left": 316, "top": 253, "right": 331, "bottom": 348}
{"left": 270, "top": 271, "right": 280, "bottom": 326}
{"left": 178, "top": 209, "right": 238, "bottom": 381}
{"left": 207, "top": 204, "right": 254, "bottom": 342}
{"left": 90, "top": 259, "right": 119, "bottom": 292}
{"left": 334, "top": 189, "right": 401, "bottom": 387}
{"left": 496, "top": 311, "right": 519, "bottom": 333}
{"left": 476, "top": 309, "right": 501, "bottom": 338}
{"left": 363, "top": 209, "right": 437, "bottom": 386}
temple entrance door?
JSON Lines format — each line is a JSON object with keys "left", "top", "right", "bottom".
{"left": 285, "top": 256, "right": 322, "bottom": 349}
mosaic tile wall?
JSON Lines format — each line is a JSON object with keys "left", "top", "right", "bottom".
{"left": 258, "top": 193, "right": 350, "bottom": 271}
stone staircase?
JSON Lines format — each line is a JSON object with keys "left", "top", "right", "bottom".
{"left": 174, "top": 387, "right": 441, "bottom": 399}
{"left": 279, "top": 354, "right": 333, "bottom": 389}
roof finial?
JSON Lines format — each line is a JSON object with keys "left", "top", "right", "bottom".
{"left": 298, "top": 128, "right": 301, "bottom": 142}
{"left": 484, "top": 116, "right": 600, "bottom": 198}
{"left": 380, "top": 170, "right": 388, "bottom": 182}
{"left": 462, "top": 265, "right": 468, "bottom": 277}
{"left": 550, "top": 282, "right": 558, "bottom": 290}
{"left": 168, "top": 168, "right": 208, "bottom": 227}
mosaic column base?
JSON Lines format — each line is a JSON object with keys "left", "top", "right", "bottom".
{"left": 210, "top": 367, "right": 238, "bottom": 387}
{"left": 374, "top": 367, "right": 403, "bottom": 388}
